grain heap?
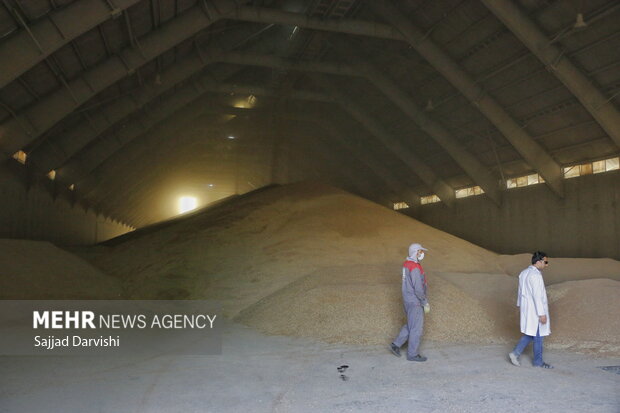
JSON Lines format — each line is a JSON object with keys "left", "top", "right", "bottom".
{"left": 0, "top": 239, "right": 121, "bottom": 299}
{"left": 235, "top": 264, "right": 501, "bottom": 346}
{"left": 546, "top": 279, "right": 620, "bottom": 354}
{"left": 499, "top": 254, "right": 620, "bottom": 284}
{"left": 6, "top": 182, "right": 617, "bottom": 355}
{"left": 83, "top": 182, "right": 502, "bottom": 314}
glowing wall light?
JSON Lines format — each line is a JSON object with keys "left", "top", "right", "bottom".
{"left": 178, "top": 196, "right": 197, "bottom": 214}
{"left": 233, "top": 94, "right": 257, "bottom": 109}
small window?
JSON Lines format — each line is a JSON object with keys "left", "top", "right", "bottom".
{"left": 12, "top": 150, "right": 26, "bottom": 164}
{"left": 393, "top": 202, "right": 410, "bottom": 210}
{"left": 605, "top": 157, "right": 619, "bottom": 171}
{"left": 506, "top": 178, "right": 517, "bottom": 188}
{"left": 563, "top": 156, "right": 619, "bottom": 178}
{"left": 527, "top": 174, "right": 539, "bottom": 185}
{"left": 507, "top": 173, "right": 545, "bottom": 189}
{"left": 580, "top": 163, "right": 593, "bottom": 176}
{"left": 563, "top": 166, "right": 579, "bottom": 179}
{"left": 592, "top": 160, "right": 605, "bottom": 174}
{"left": 421, "top": 194, "right": 440, "bottom": 205}
{"left": 455, "top": 188, "right": 468, "bottom": 198}
{"left": 456, "top": 185, "right": 484, "bottom": 199}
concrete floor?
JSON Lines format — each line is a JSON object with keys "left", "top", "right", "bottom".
{"left": 1, "top": 322, "right": 618, "bottom": 413}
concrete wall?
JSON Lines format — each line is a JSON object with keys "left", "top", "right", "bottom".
{"left": 0, "top": 163, "right": 132, "bottom": 246}
{"left": 407, "top": 170, "right": 620, "bottom": 260}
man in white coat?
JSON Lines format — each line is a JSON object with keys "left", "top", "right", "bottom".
{"left": 508, "top": 251, "right": 553, "bottom": 369}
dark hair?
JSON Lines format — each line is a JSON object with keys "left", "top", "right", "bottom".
{"left": 531, "top": 251, "right": 547, "bottom": 265}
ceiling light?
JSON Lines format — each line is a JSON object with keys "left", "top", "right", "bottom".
{"left": 289, "top": 26, "right": 299, "bottom": 40}
{"left": 12, "top": 150, "right": 27, "bottom": 164}
{"left": 573, "top": 13, "right": 587, "bottom": 29}
{"left": 228, "top": 135, "right": 236, "bottom": 140}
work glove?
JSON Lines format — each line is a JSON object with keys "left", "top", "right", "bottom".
{"left": 423, "top": 303, "right": 430, "bottom": 314}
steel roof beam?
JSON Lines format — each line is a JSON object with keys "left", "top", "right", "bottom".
{"left": 86, "top": 123, "right": 235, "bottom": 224}
{"left": 203, "top": 48, "right": 360, "bottom": 77}
{"left": 103, "top": 105, "right": 406, "bottom": 209}
{"left": 0, "top": 4, "right": 449, "bottom": 161}
{"left": 226, "top": 6, "right": 404, "bottom": 41}
{"left": 0, "top": 0, "right": 142, "bottom": 89}
{"left": 76, "top": 101, "right": 411, "bottom": 214}
{"left": 368, "top": 0, "right": 564, "bottom": 198}
{"left": 30, "top": 49, "right": 495, "bottom": 207}
{"left": 281, "top": 113, "right": 420, "bottom": 209}
{"left": 312, "top": 74, "right": 456, "bottom": 206}
{"left": 56, "top": 84, "right": 332, "bottom": 196}
{"left": 2, "top": 2, "right": 397, "bottom": 159}
{"left": 335, "top": 40, "right": 502, "bottom": 205}
{"left": 27, "top": 48, "right": 352, "bottom": 174}
{"left": 28, "top": 52, "right": 215, "bottom": 173}
{"left": 0, "top": 1, "right": 237, "bottom": 158}
{"left": 86, "top": 93, "right": 420, "bottom": 212}
{"left": 80, "top": 116, "right": 361, "bottom": 222}
{"left": 26, "top": 26, "right": 274, "bottom": 172}
{"left": 87, "top": 114, "right": 391, "bottom": 221}
{"left": 293, "top": 128, "right": 393, "bottom": 202}
{"left": 79, "top": 108, "right": 252, "bottom": 217}
{"left": 481, "top": 0, "right": 620, "bottom": 149}
{"left": 65, "top": 73, "right": 446, "bottom": 208}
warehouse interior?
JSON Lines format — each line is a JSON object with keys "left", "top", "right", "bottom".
{"left": 0, "top": 0, "right": 619, "bottom": 412}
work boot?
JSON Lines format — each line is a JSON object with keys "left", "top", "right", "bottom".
{"left": 407, "top": 354, "right": 427, "bottom": 362}
{"left": 389, "top": 343, "right": 401, "bottom": 357}
{"left": 508, "top": 352, "right": 520, "bottom": 367}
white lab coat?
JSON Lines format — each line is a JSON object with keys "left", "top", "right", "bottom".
{"left": 517, "top": 265, "right": 550, "bottom": 337}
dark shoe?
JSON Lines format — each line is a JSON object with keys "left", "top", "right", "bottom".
{"left": 407, "top": 354, "right": 427, "bottom": 362}
{"left": 536, "top": 362, "right": 554, "bottom": 369}
{"left": 389, "top": 343, "right": 401, "bottom": 357}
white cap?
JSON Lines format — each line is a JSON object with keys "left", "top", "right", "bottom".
{"left": 408, "top": 243, "right": 428, "bottom": 258}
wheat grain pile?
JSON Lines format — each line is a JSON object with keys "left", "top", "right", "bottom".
{"left": 82, "top": 182, "right": 502, "bottom": 316}
{"left": 499, "top": 254, "right": 620, "bottom": 284}
{"left": 235, "top": 264, "right": 501, "bottom": 346}
{"left": 0, "top": 239, "right": 121, "bottom": 299}
{"left": 3, "top": 182, "right": 618, "bottom": 355}
{"left": 545, "top": 278, "right": 620, "bottom": 355}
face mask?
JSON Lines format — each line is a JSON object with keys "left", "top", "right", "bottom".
{"left": 418, "top": 252, "right": 425, "bottom": 261}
